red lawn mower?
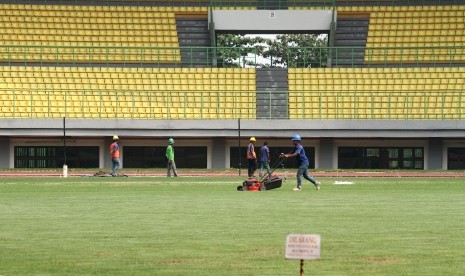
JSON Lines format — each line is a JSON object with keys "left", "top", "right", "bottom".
{"left": 237, "top": 157, "right": 286, "bottom": 191}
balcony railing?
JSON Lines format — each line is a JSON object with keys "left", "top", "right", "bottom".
{"left": 1, "top": 45, "right": 464, "bottom": 67}
{"left": 1, "top": 89, "right": 463, "bottom": 120}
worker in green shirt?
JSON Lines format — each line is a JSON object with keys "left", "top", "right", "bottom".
{"left": 166, "top": 138, "right": 178, "bottom": 177}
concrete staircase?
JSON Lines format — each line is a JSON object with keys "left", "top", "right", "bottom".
{"left": 332, "top": 17, "right": 369, "bottom": 67}
{"left": 256, "top": 68, "right": 288, "bottom": 119}
{"left": 176, "top": 18, "right": 211, "bottom": 67}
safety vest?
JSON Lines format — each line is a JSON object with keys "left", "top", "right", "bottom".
{"left": 247, "top": 143, "right": 256, "bottom": 159}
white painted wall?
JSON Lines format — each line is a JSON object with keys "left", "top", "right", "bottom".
{"left": 211, "top": 10, "right": 335, "bottom": 31}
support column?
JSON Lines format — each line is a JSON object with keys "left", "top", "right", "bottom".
{"left": 318, "top": 138, "right": 334, "bottom": 169}
{"left": 427, "top": 138, "right": 443, "bottom": 170}
{"left": 212, "top": 138, "right": 226, "bottom": 169}
{"left": 0, "top": 138, "right": 11, "bottom": 168}
{"left": 104, "top": 138, "right": 113, "bottom": 169}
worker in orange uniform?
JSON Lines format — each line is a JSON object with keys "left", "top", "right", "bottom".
{"left": 247, "top": 137, "right": 257, "bottom": 177}
{"left": 110, "top": 135, "right": 120, "bottom": 177}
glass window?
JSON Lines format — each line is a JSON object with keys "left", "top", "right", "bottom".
{"left": 15, "top": 146, "right": 99, "bottom": 168}
{"left": 338, "top": 147, "right": 423, "bottom": 170}
{"left": 403, "top": 160, "right": 413, "bottom": 169}
{"left": 448, "top": 148, "right": 465, "bottom": 170}
{"left": 388, "top": 149, "right": 398, "bottom": 158}
{"left": 389, "top": 160, "right": 399, "bottom": 169}
{"left": 365, "top": 148, "right": 379, "bottom": 157}
{"left": 403, "top": 148, "right": 413, "bottom": 159}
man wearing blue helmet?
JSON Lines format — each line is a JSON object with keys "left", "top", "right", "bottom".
{"left": 281, "top": 134, "right": 321, "bottom": 191}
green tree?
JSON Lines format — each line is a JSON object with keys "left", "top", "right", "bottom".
{"left": 216, "top": 34, "right": 328, "bottom": 68}
{"left": 216, "top": 34, "right": 267, "bottom": 67}
{"left": 264, "top": 34, "right": 328, "bottom": 68}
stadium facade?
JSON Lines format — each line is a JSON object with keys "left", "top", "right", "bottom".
{"left": 1, "top": 0, "right": 464, "bottom": 170}
{"left": 1, "top": 119, "right": 464, "bottom": 170}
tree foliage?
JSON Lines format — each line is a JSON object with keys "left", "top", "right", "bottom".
{"left": 216, "top": 34, "right": 267, "bottom": 68}
{"left": 216, "top": 34, "right": 328, "bottom": 68}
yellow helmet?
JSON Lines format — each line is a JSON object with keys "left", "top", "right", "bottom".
{"left": 250, "top": 137, "right": 256, "bottom": 142}
{"left": 113, "top": 135, "right": 119, "bottom": 140}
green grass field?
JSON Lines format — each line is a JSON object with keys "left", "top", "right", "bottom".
{"left": 1, "top": 176, "right": 464, "bottom": 275}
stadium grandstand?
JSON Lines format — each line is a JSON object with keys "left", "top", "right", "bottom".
{"left": 0, "top": 0, "right": 465, "bottom": 171}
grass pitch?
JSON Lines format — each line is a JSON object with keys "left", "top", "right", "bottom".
{"left": 1, "top": 176, "right": 464, "bottom": 275}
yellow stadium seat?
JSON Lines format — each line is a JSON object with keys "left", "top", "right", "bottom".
{"left": 0, "top": 66, "right": 256, "bottom": 119}
{"left": 0, "top": 4, "right": 181, "bottom": 63}
{"left": 365, "top": 8, "right": 465, "bottom": 63}
{"left": 288, "top": 67, "right": 464, "bottom": 119}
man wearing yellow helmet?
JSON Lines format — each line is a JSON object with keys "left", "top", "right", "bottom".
{"left": 247, "top": 137, "right": 257, "bottom": 177}
{"left": 110, "top": 135, "right": 120, "bottom": 176}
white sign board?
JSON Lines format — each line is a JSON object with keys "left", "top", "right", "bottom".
{"left": 285, "top": 234, "right": 321, "bottom": 260}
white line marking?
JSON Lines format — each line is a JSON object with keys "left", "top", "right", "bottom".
{"left": 333, "top": 181, "right": 355, "bottom": 185}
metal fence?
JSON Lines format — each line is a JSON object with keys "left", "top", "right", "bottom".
{"left": 2, "top": 0, "right": 463, "bottom": 8}
{"left": 1, "top": 89, "right": 464, "bottom": 119}
{"left": 0, "top": 89, "right": 257, "bottom": 119}
{"left": 1, "top": 45, "right": 464, "bottom": 67}
{"left": 288, "top": 90, "right": 465, "bottom": 120}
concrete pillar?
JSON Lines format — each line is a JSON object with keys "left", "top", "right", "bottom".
{"left": 0, "top": 138, "right": 10, "bottom": 168}
{"left": 427, "top": 138, "right": 443, "bottom": 170}
{"left": 104, "top": 138, "right": 113, "bottom": 169}
{"left": 212, "top": 138, "right": 226, "bottom": 169}
{"left": 318, "top": 138, "right": 334, "bottom": 169}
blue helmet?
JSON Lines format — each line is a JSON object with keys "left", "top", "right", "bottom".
{"left": 292, "top": 134, "right": 301, "bottom": 141}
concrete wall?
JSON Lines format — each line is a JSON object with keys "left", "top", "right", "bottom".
{"left": 0, "top": 137, "right": 10, "bottom": 168}
{"left": 1, "top": 119, "right": 465, "bottom": 139}
{"left": 211, "top": 138, "right": 226, "bottom": 169}
{"left": 211, "top": 10, "right": 335, "bottom": 32}
{"left": 1, "top": 119, "right": 464, "bottom": 170}
{"left": 427, "top": 138, "right": 443, "bottom": 170}
{"left": 3, "top": 137, "right": 465, "bottom": 170}
{"left": 318, "top": 139, "right": 333, "bottom": 169}
{"left": 104, "top": 138, "right": 113, "bottom": 169}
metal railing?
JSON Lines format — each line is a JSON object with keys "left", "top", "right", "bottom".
{"left": 288, "top": 90, "right": 464, "bottom": 120}
{"left": 2, "top": 0, "right": 462, "bottom": 8}
{"left": 1, "top": 89, "right": 463, "bottom": 120}
{"left": 363, "top": 46, "right": 465, "bottom": 67}
{"left": 0, "top": 89, "right": 257, "bottom": 119}
{"left": 0, "top": 45, "right": 184, "bottom": 66}
{"left": 1, "top": 45, "right": 464, "bottom": 67}
{"left": 1, "top": 0, "right": 328, "bottom": 9}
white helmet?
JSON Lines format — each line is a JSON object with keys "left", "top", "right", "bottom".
{"left": 113, "top": 135, "right": 119, "bottom": 140}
